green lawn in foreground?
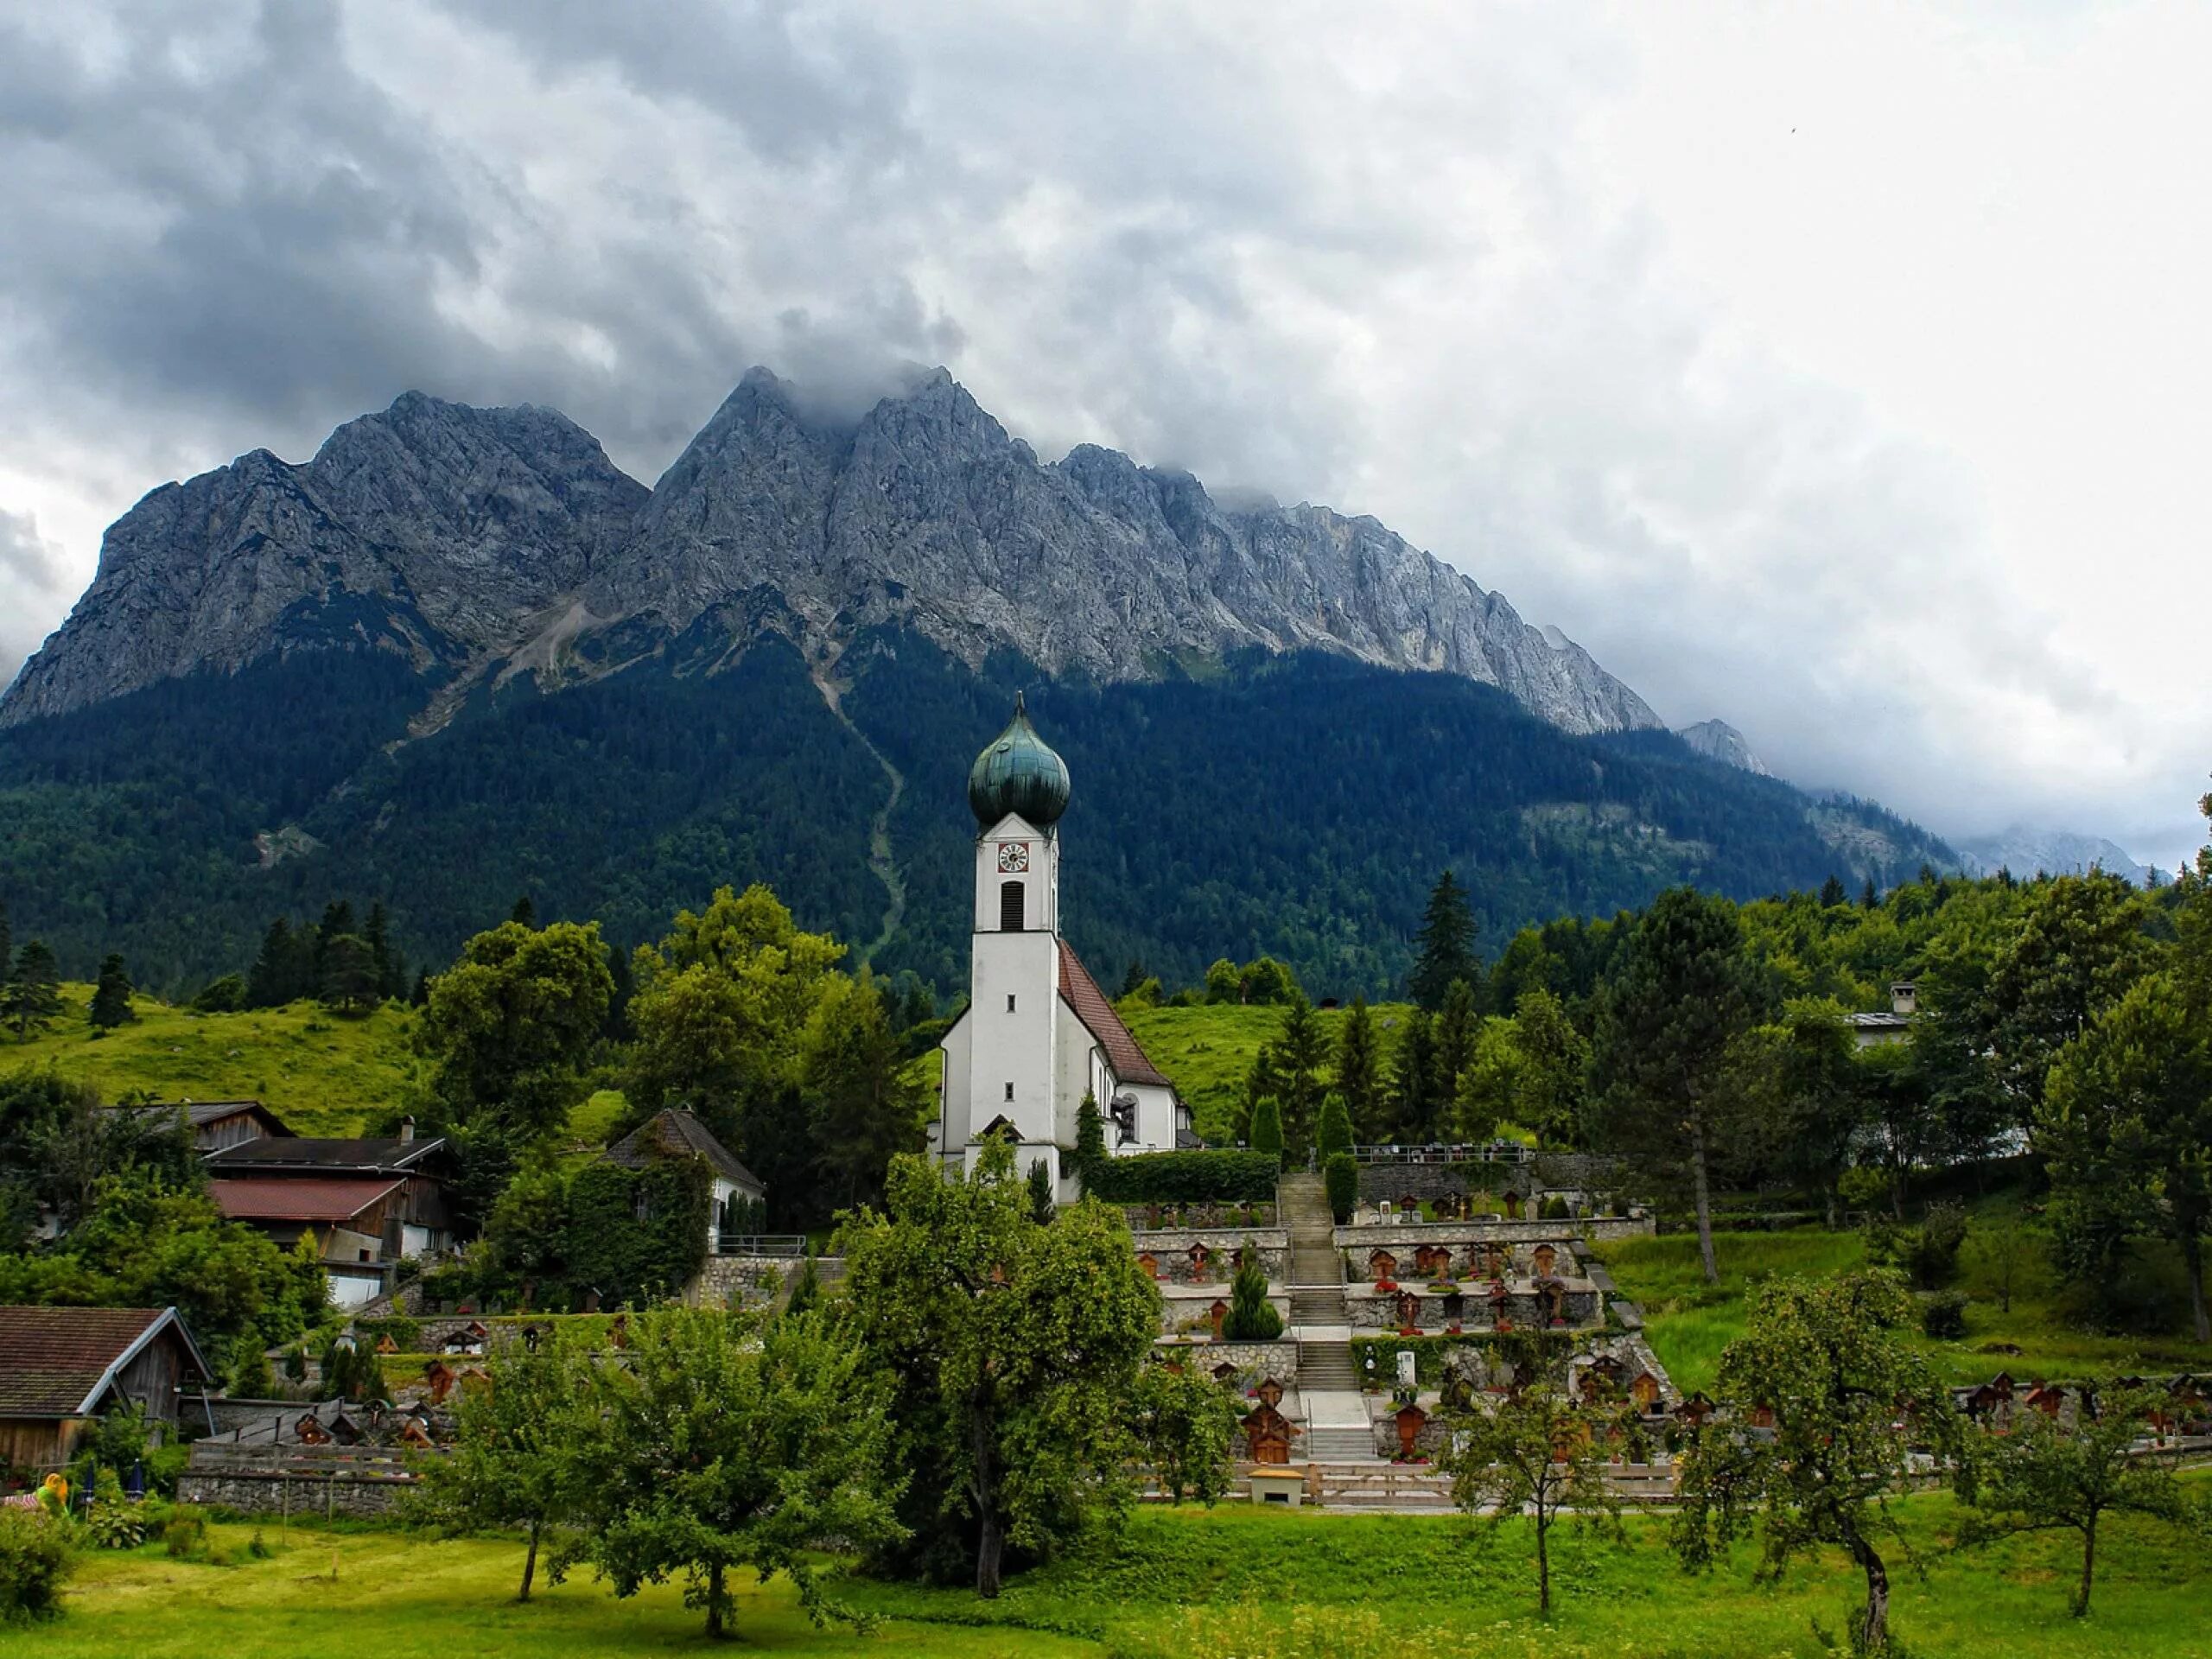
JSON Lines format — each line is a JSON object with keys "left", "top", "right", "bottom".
{"left": 1121, "top": 1001, "right": 1414, "bottom": 1143}
{"left": 1594, "top": 1228, "right": 2212, "bottom": 1394}
{"left": 43, "top": 1494, "right": 2212, "bottom": 1659}
{"left": 2, "top": 986, "right": 423, "bottom": 1137}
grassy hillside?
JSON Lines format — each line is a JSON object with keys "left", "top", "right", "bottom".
{"left": 2, "top": 984, "right": 423, "bottom": 1137}
{"left": 1593, "top": 1227, "right": 2212, "bottom": 1394}
{"left": 49, "top": 1496, "right": 2212, "bottom": 1658}
{"left": 1119, "top": 1000, "right": 1415, "bottom": 1143}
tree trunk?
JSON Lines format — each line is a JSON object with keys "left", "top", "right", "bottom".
{"left": 1688, "top": 1114, "right": 1719, "bottom": 1285}
{"left": 1535, "top": 1509, "right": 1551, "bottom": 1616}
{"left": 1852, "top": 1534, "right": 1891, "bottom": 1652}
{"left": 705, "top": 1561, "right": 728, "bottom": 1639}
{"left": 2074, "top": 1515, "right": 2096, "bottom": 1617}
{"left": 972, "top": 1406, "right": 1003, "bottom": 1599}
{"left": 518, "top": 1518, "right": 538, "bottom": 1602}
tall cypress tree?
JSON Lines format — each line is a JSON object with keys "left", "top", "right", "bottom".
{"left": 89, "top": 954, "right": 137, "bottom": 1027}
{"left": 1333, "top": 995, "right": 1384, "bottom": 1140}
{"left": 1409, "top": 869, "right": 1478, "bottom": 1011}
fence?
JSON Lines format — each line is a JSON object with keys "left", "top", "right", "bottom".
{"left": 715, "top": 1233, "right": 808, "bottom": 1256}
{"left": 1351, "top": 1143, "right": 1534, "bottom": 1166}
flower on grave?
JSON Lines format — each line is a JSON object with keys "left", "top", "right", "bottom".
{"left": 1375, "top": 1278, "right": 1399, "bottom": 1293}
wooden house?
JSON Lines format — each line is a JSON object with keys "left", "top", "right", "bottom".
{"left": 207, "top": 1122, "right": 449, "bottom": 1306}
{"left": 0, "top": 1306, "right": 213, "bottom": 1469}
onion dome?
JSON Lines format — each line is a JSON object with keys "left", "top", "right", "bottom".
{"left": 968, "top": 692, "right": 1071, "bottom": 828}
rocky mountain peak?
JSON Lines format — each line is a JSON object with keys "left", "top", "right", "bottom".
{"left": 4, "top": 366, "right": 1662, "bottom": 738}
{"left": 1676, "top": 718, "right": 1770, "bottom": 777}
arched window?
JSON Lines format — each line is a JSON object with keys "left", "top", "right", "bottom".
{"left": 1000, "top": 880, "right": 1025, "bottom": 931}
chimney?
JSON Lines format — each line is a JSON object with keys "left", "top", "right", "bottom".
{"left": 1891, "top": 982, "right": 1917, "bottom": 1017}
{"left": 398, "top": 1115, "right": 415, "bottom": 1144}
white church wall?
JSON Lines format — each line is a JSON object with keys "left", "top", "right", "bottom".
{"left": 967, "top": 929, "right": 1062, "bottom": 1147}
{"left": 972, "top": 813, "right": 1058, "bottom": 934}
{"left": 936, "top": 1011, "right": 975, "bottom": 1160}
{"left": 1118, "top": 1082, "right": 1180, "bottom": 1156}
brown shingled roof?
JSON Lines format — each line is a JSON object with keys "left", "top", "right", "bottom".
{"left": 0, "top": 1306, "right": 209, "bottom": 1418}
{"left": 605, "top": 1109, "right": 765, "bottom": 1192}
{"left": 1057, "top": 939, "right": 1173, "bottom": 1088}
{"left": 208, "top": 1177, "right": 403, "bottom": 1223}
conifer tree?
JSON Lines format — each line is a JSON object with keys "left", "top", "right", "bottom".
{"left": 1026, "top": 1156, "right": 1056, "bottom": 1225}
{"left": 318, "top": 934, "right": 380, "bottom": 1014}
{"left": 0, "top": 897, "right": 11, "bottom": 989}
{"left": 88, "top": 954, "right": 136, "bottom": 1028}
{"left": 1860, "top": 878, "right": 1879, "bottom": 909}
{"left": 511, "top": 893, "right": 537, "bottom": 927}
{"left": 1333, "top": 995, "right": 1384, "bottom": 1139}
{"left": 1073, "top": 1090, "right": 1106, "bottom": 1190}
{"left": 1118, "top": 959, "right": 1148, "bottom": 998}
{"left": 2, "top": 940, "right": 62, "bottom": 1037}
{"left": 1429, "top": 978, "right": 1479, "bottom": 1130}
{"left": 364, "top": 901, "right": 404, "bottom": 1000}
{"left": 1249, "top": 1096, "right": 1284, "bottom": 1163}
{"left": 1389, "top": 1007, "right": 1436, "bottom": 1142}
{"left": 1589, "top": 887, "right": 1755, "bottom": 1283}
{"left": 1409, "top": 868, "right": 1478, "bottom": 1011}
{"left": 1317, "top": 1092, "right": 1354, "bottom": 1159}
{"left": 1273, "top": 990, "right": 1330, "bottom": 1159}
{"left": 1223, "top": 1254, "right": 1283, "bottom": 1339}
{"left": 1819, "top": 874, "right": 1848, "bottom": 908}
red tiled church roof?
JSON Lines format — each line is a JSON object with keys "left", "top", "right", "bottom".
{"left": 1057, "top": 939, "right": 1173, "bottom": 1089}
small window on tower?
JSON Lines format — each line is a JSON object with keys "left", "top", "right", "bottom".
{"left": 1000, "top": 880, "right": 1025, "bottom": 931}
{"left": 1007, "top": 994, "right": 1017, "bottom": 1013}
{"left": 1004, "top": 1082, "right": 1015, "bottom": 1102}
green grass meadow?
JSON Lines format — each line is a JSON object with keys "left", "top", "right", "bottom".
{"left": 2, "top": 985, "right": 423, "bottom": 1137}
{"left": 34, "top": 1496, "right": 2212, "bottom": 1659}
{"left": 1593, "top": 1228, "right": 2212, "bottom": 1394}
{"left": 1121, "top": 1001, "right": 1414, "bottom": 1143}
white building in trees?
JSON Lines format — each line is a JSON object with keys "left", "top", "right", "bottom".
{"left": 932, "top": 696, "right": 1191, "bottom": 1198}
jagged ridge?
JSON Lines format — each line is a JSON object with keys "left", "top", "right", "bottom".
{"left": 3, "top": 368, "right": 1657, "bottom": 737}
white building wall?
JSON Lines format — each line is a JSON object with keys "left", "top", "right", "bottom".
{"left": 972, "top": 813, "right": 1058, "bottom": 934}
{"left": 1122, "top": 1082, "right": 1179, "bottom": 1156}
{"left": 968, "top": 930, "right": 1061, "bottom": 1146}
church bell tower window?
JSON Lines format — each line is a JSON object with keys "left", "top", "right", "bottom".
{"left": 1000, "top": 880, "right": 1025, "bottom": 931}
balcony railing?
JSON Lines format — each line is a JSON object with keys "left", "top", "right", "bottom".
{"left": 715, "top": 1233, "right": 808, "bottom": 1256}
{"left": 1348, "top": 1141, "right": 1533, "bottom": 1166}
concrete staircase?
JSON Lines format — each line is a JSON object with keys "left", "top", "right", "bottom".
{"left": 1280, "top": 1173, "right": 1346, "bottom": 1326}
{"left": 1276, "top": 1173, "right": 1379, "bottom": 1461}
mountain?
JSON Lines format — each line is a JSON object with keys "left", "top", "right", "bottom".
{"left": 6, "top": 367, "right": 1656, "bottom": 738}
{"left": 1674, "top": 719, "right": 1770, "bottom": 777}
{"left": 0, "top": 369, "right": 1956, "bottom": 996}
{"left": 1955, "top": 830, "right": 2153, "bottom": 887}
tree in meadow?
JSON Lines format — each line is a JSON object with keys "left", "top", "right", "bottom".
{"left": 558, "top": 1306, "right": 899, "bottom": 1639}
{"left": 2, "top": 941, "right": 63, "bottom": 1038}
{"left": 1389, "top": 1006, "right": 1438, "bottom": 1142}
{"left": 837, "top": 1145, "right": 1159, "bottom": 1598}
{"left": 317, "top": 934, "right": 381, "bottom": 1014}
{"left": 1589, "top": 888, "right": 1757, "bottom": 1284}
{"left": 1128, "top": 1360, "right": 1237, "bottom": 1504}
{"left": 1271, "top": 989, "right": 1330, "bottom": 1160}
{"left": 1671, "top": 1272, "right": 1961, "bottom": 1655}
{"left": 1409, "top": 868, "right": 1478, "bottom": 1012}
{"left": 417, "top": 1324, "right": 591, "bottom": 1600}
{"left": 87, "top": 955, "right": 136, "bottom": 1028}
{"left": 1958, "top": 1381, "right": 2202, "bottom": 1617}
{"left": 1438, "top": 1348, "right": 1624, "bottom": 1618}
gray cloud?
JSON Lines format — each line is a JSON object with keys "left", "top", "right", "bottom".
{"left": 0, "top": 0, "right": 2200, "bottom": 866}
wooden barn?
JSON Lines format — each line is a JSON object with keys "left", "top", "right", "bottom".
{"left": 0, "top": 1306, "right": 213, "bottom": 1471}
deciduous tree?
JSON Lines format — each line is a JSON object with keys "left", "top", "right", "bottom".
{"left": 836, "top": 1145, "right": 1158, "bottom": 1598}
{"left": 1128, "top": 1360, "right": 1236, "bottom": 1504}
{"left": 559, "top": 1306, "right": 898, "bottom": 1638}
{"left": 1670, "top": 1272, "right": 1961, "bottom": 1655}
{"left": 1959, "top": 1381, "right": 2202, "bottom": 1616}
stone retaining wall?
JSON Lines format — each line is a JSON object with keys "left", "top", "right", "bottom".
{"left": 1345, "top": 1283, "right": 1604, "bottom": 1332}
{"left": 1151, "top": 1338, "right": 1300, "bottom": 1385}
{"left": 1157, "top": 1286, "right": 1292, "bottom": 1337}
{"left": 1127, "top": 1228, "right": 1290, "bottom": 1285}
{"left": 177, "top": 1467, "right": 419, "bottom": 1518}
{"left": 688, "top": 1255, "right": 800, "bottom": 1311}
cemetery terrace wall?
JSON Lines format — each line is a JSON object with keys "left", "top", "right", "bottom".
{"left": 1127, "top": 1228, "right": 1290, "bottom": 1285}
{"left": 688, "top": 1254, "right": 801, "bottom": 1311}
{"left": 177, "top": 1444, "right": 435, "bottom": 1519}
{"left": 1338, "top": 1217, "right": 1651, "bottom": 1248}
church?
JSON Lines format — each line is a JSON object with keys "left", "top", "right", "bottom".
{"left": 931, "top": 696, "right": 1194, "bottom": 1199}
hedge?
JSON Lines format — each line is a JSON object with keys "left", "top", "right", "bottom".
{"left": 1083, "top": 1150, "right": 1280, "bottom": 1205}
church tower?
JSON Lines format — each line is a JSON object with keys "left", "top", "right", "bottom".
{"left": 933, "top": 694, "right": 1187, "bottom": 1196}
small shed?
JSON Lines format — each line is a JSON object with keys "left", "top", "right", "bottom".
{"left": 0, "top": 1306, "right": 213, "bottom": 1469}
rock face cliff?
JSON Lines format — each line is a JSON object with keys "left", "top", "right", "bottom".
{"left": 1675, "top": 718, "right": 1770, "bottom": 777}
{"left": 3, "top": 366, "right": 1658, "bottom": 735}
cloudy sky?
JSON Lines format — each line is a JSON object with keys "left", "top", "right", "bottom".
{"left": 2, "top": 0, "right": 2206, "bottom": 867}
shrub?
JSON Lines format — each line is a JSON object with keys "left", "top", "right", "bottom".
{"left": 1223, "top": 1257, "right": 1284, "bottom": 1341}
{"left": 161, "top": 1506, "right": 208, "bottom": 1559}
{"left": 83, "top": 1468, "right": 149, "bottom": 1550}
{"left": 1540, "top": 1194, "right": 1569, "bottom": 1220}
{"left": 1080, "top": 1149, "right": 1281, "bottom": 1205}
{"left": 1904, "top": 1202, "right": 1969, "bottom": 1289}
{"left": 1324, "top": 1153, "right": 1358, "bottom": 1224}
{"left": 1250, "top": 1099, "right": 1284, "bottom": 1165}
{"left": 247, "top": 1529, "right": 271, "bottom": 1560}
{"left": 1317, "top": 1095, "right": 1354, "bottom": 1159}
{"left": 0, "top": 1508, "right": 75, "bottom": 1623}
{"left": 1920, "top": 1290, "right": 1968, "bottom": 1340}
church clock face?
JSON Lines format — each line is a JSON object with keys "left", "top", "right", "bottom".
{"left": 998, "top": 842, "right": 1030, "bottom": 873}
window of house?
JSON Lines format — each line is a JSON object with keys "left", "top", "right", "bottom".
{"left": 1005, "top": 1082, "right": 1015, "bottom": 1102}
{"left": 1000, "top": 880, "right": 1025, "bottom": 931}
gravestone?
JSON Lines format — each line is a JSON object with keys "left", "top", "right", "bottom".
{"left": 1395, "top": 1350, "right": 1417, "bottom": 1389}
